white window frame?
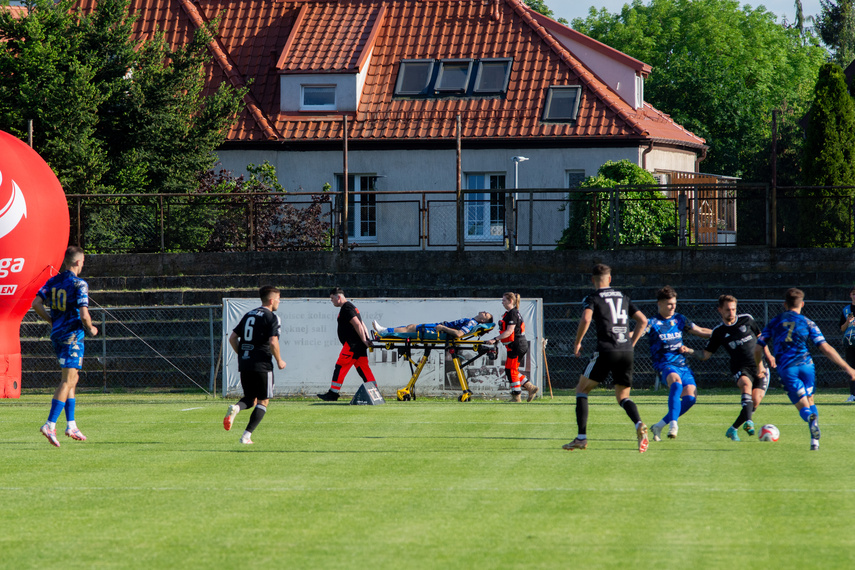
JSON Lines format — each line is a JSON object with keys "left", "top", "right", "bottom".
{"left": 301, "top": 85, "right": 336, "bottom": 111}
{"left": 465, "top": 173, "right": 506, "bottom": 242}
{"left": 336, "top": 174, "right": 378, "bottom": 242}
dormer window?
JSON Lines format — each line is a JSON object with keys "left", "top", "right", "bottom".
{"left": 542, "top": 86, "right": 581, "bottom": 122}
{"left": 301, "top": 85, "right": 336, "bottom": 110}
{"left": 435, "top": 60, "right": 473, "bottom": 93}
{"left": 394, "top": 58, "right": 512, "bottom": 98}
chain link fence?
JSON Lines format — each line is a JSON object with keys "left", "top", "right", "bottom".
{"left": 18, "top": 299, "right": 853, "bottom": 394}
{"left": 544, "top": 299, "right": 853, "bottom": 391}
{"left": 20, "top": 306, "right": 220, "bottom": 394}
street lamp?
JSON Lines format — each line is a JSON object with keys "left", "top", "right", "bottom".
{"left": 512, "top": 156, "right": 529, "bottom": 251}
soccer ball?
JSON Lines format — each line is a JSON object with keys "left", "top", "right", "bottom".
{"left": 759, "top": 424, "right": 780, "bottom": 442}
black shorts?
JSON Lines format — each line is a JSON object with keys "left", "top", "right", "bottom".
{"left": 583, "top": 351, "right": 634, "bottom": 387}
{"left": 239, "top": 370, "right": 274, "bottom": 400}
{"left": 845, "top": 344, "right": 855, "bottom": 368}
{"left": 731, "top": 367, "right": 769, "bottom": 393}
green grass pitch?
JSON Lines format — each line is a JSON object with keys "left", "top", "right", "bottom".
{"left": 2, "top": 390, "right": 855, "bottom": 569}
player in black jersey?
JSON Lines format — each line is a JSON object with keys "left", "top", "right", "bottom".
{"left": 690, "top": 295, "right": 775, "bottom": 441}
{"left": 224, "top": 286, "right": 286, "bottom": 444}
{"left": 318, "top": 287, "right": 376, "bottom": 401}
{"left": 489, "top": 292, "right": 537, "bottom": 402}
{"left": 563, "top": 264, "right": 650, "bottom": 453}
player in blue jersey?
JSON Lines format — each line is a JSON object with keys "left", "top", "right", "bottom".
{"left": 756, "top": 288, "right": 855, "bottom": 450}
{"left": 372, "top": 312, "right": 493, "bottom": 339}
{"left": 31, "top": 246, "right": 99, "bottom": 447}
{"left": 646, "top": 286, "right": 711, "bottom": 441}
{"left": 838, "top": 286, "right": 855, "bottom": 402}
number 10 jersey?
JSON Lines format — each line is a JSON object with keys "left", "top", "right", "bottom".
{"left": 582, "top": 287, "right": 639, "bottom": 353}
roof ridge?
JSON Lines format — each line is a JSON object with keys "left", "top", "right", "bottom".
{"left": 176, "top": 0, "right": 280, "bottom": 140}
{"left": 506, "top": 0, "right": 649, "bottom": 137}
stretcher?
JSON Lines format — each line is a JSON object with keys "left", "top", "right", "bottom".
{"left": 371, "top": 323, "right": 497, "bottom": 402}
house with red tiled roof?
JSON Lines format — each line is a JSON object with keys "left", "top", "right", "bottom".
{"left": 82, "top": 0, "right": 709, "bottom": 248}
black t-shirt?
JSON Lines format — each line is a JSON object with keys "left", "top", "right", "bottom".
{"left": 499, "top": 308, "right": 525, "bottom": 344}
{"left": 337, "top": 301, "right": 364, "bottom": 348}
{"left": 704, "top": 314, "right": 761, "bottom": 374}
{"left": 583, "top": 287, "right": 639, "bottom": 352}
{"left": 232, "top": 306, "right": 281, "bottom": 372}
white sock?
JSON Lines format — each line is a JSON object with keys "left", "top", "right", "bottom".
{"left": 242, "top": 430, "right": 252, "bottom": 439}
{"left": 67, "top": 420, "right": 77, "bottom": 430}
{"left": 47, "top": 421, "right": 56, "bottom": 430}
{"left": 653, "top": 420, "right": 666, "bottom": 430}
{"left": 669, "top": 420, "right": 678, "bottom": 429}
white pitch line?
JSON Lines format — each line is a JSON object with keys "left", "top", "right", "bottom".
{"left": 180, "top": 407, "right": 204, "bottom": 411}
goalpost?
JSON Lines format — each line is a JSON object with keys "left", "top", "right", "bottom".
{"left": 222, "top": 297, "right": 543, "bottom": 399}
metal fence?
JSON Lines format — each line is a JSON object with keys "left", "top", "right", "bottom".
{"left": 20, "top": 305, "right": 221, "bottom": 394}
{"left": 65, "top": 184, "right": 855, "bottom": 253}
{"left": 545, "top": 299, "right": 853, "bottom": 391}
{"left": 18, "top": 299, "right": 854, "bottom": 395}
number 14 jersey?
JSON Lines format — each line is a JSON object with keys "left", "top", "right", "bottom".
{"left": 583, "top": 287, "right": 639, "bottom": 353}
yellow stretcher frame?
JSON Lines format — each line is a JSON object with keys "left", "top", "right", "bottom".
{"left": 371, "top": 326, "right": 497, "bottom": 402}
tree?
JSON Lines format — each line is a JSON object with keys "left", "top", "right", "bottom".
{"left": 557, "top": 160, "right": 675, "bottom": 249}
{"left": 0, "top": 0, "right": 245, "bottom": 195}
{"left": 571, "top": 0, "right": 828, "bottom": 180}
{"left": 523, "top": 0, "right": 568, "bottom": 24}
{"left": 816, "top": 0, "right": 855, "bottom": 67}
{"left": 799, "top": 63, "right": 855, "bottom": 247}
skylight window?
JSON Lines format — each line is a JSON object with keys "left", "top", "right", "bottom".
{"left": 473, "top": 59, "right": 512, "bottom": 94}
{"left": 393, "top": 58, "right": 513, "bottom": 98}
{"left": 542, "top": 86, "right": 582, "bottom": 122}
{"left": 434, "top": 60, "right": 473, "bottom": 93}
{"left": 395, "top": 60, "right": 435, "bottom": 95}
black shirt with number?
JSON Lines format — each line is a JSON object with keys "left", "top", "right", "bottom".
{"left": 232, "top": 306, "right": 281, "bottom": 372}
{"left": 337, "top": 301, "right": 364, "bottom": 349}
{"left": 704, "top": 314, "right": 761, "bottom": 374}
{"left": 583, "top": 287, "right": 639, "bottom": 353}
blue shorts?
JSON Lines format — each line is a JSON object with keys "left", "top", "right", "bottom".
{"left": 777, "top": 364, "right": 816, "bottom": 405}
{"left": 52, "top": 332, "right": 85, "bottom": 370}
{"left": 658, "top": 365, "right": 696, "bottom": 387}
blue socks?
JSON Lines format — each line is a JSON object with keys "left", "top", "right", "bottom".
{"left": 799, "top": 406, "right": 813, "bottom": 422}
{"left": 65, "top": 398, "right": 76, "bottom": 422}
{"left": 663, "top": 382, "right": 683, "bottom": 423}
{"left": 47, "top": 398, "right": 66, "bottom": 423}
{"left": 679, "top": 395, "right": 696, "bottom": 417}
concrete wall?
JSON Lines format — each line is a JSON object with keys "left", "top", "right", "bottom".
{"left": 85, "top": 248, "right": 855, "bottom": 306}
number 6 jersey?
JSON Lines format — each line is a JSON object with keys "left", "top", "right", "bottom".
{"left": 583, "top": 288, "right": 639, "bottom": 352}
{"left": 232, "top": 306, "right": 281, "bottom": 372}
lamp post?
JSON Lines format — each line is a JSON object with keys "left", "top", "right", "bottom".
{"left": 512, "top": 156, "right": 529, "bottom": 251}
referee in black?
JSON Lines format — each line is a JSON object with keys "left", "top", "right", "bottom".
{"left": 563, "top": 264, "right": 650, "bottom": 453}
{"left": 223, "top": 285, "right": 286, "bottom": 444}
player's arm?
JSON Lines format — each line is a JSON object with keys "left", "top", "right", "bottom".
{"left": 683, "top": 347, "right": 712, "bottom": 361}
{"left": 573, "top": 307, "right": 593, "bottom": 357}
{"left": 350, "top": 316, "right": 372, "bottom": 346}
{"left": 31, "top": 296, "right": 51, "bottom": 324}
{"left": 629, "top": 310, "right": 647, "bottom": 347}
{"left": 686, "top": 323, "right": 712, "bottom": 339}
{"left": 817, "top": 341, "right": 855, "bottom": 380}
{"left": 436, "top": 324, "right": 464, "bottom": 338}
{"left": 842, "top": 312, "right": 855, "bottom": 332}
{"left": 269, "top": 336, "right": 286, "bottom": 370}
{"left": 229, "top": 331, "right": 240, "bottom": 354}
{"left": 79, "top": 306, "right": 98, "bottom": 337}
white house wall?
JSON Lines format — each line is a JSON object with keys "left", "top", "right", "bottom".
{"left": 213, "top": 145, "right": 692, "bottom": 250}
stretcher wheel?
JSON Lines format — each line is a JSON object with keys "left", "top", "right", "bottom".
{"left": 397, "top": 388, "right": 412, "bottom": 401}
{"left": 458, "top": 391, "right": 472, "bottom": 402}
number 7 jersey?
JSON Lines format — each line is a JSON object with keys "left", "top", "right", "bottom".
{"left": 583, "top": 287, "right": 639, "bottom": 352}
{"left": 757, "top": 310, "right": 826, "bottom": 370}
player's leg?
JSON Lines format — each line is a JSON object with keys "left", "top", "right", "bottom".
{"left": 845, "top": 345, "right": 855, "bottom": 402}
{"left": 64, "top": 381, "right": 86, "bottom": 441}
{"left": 651, "top": 370, "right": 680, "bottom": 441}
{"left": 727, "top": 374, "right": 752, "bottom": 441}
{"left": 611, "top": 353, "right": 647, "bottom": 452}
{"left": 563, "top": 374, "right": 597, "bottom": 450}
{"left": 781, "top": 365, "right": 819, "bottom": 449}
{"left": 241, "top": 372, "right": 273, "bottom": 444}
{"left": 226, "top": 372, "right": 257, "bottom": 429}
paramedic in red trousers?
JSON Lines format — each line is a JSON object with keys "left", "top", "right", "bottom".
{"left": 318, "top": 287, "right": 376, "bottom": 401}
{"left": 490, "top": 292, "right": 538, "bottom": 402}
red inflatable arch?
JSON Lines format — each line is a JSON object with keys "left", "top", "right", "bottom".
{"left": 0, "top": 131, "right": 70, "bottom": 398}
